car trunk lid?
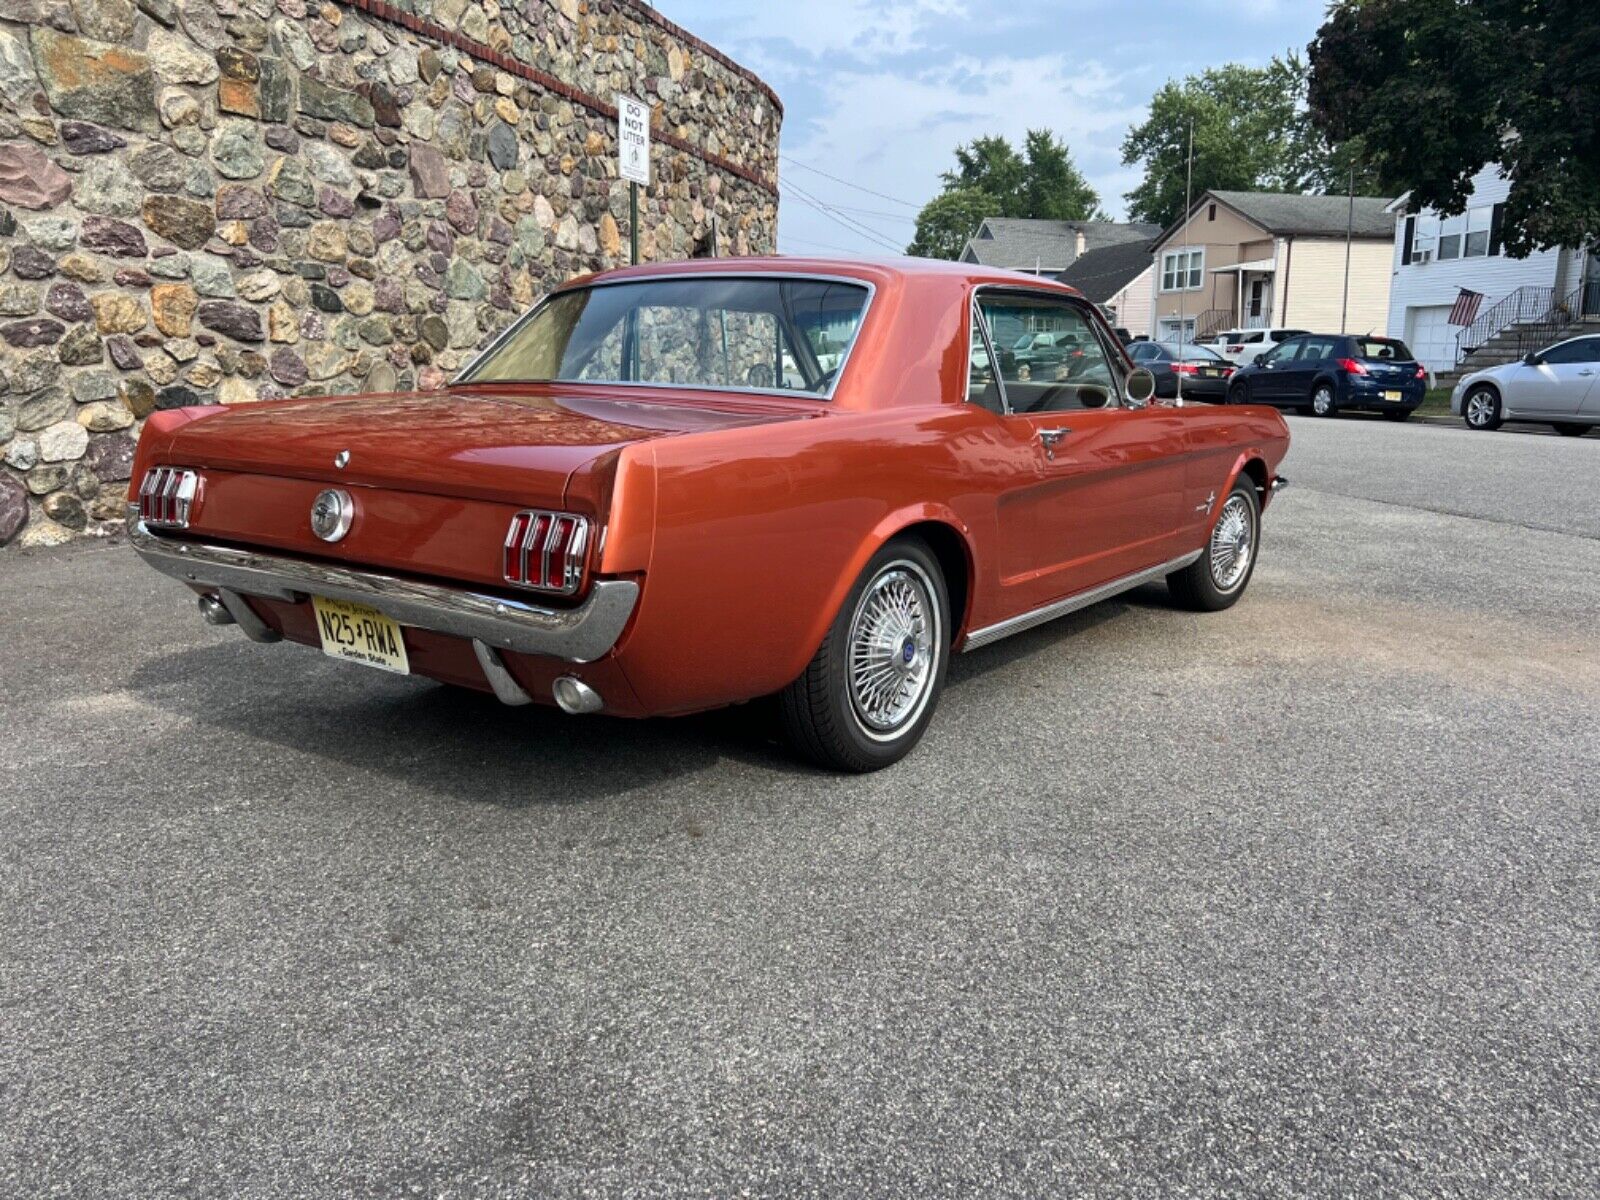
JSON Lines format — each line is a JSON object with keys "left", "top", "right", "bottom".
{"left": 160, "top": 384, "right": 817, "bottom": 507}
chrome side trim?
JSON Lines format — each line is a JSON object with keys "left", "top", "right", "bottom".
{"left": 961, "top": 550, "right": 1204, "bottom": 652}
{"left": 127, "top": 505, "right": 638, "bottom": 664}
{"left": 472, "top": 639, "right": 534, "bottom": 706}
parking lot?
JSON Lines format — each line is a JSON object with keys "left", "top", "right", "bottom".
{"left": 2, "top": 417, "right": 1597, "bottom": 1197}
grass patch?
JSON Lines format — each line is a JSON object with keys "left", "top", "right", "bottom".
{"left": 1415, "top": 387, "right": 1455, "bottom": 418}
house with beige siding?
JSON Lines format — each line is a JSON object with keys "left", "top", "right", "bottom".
{"left": 1146, "top": 190, "right": 1397, "bottom": 344}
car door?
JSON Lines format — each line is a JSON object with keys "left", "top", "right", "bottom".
{"left": 974, "top": 290, "right": 1190, "bottom": 615}
{"left": 1512, "top": 337, "right": 1600, "bottom": 416}
{"left": 1252, "top": 337, "right": 1304, "bottom": 402}
{"left": 1284, "top": 335, "right": 1335, "bottom": 401}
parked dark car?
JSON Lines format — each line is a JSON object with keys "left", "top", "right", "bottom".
{"left": 1228, "top": 334, "right": 1426, "bottom": 419}
{"left": 1127, "top": 340, "right": 1236, "bottom": 401}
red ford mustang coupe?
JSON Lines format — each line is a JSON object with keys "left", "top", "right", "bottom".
{"left": 128, "top": 257, "right": 1289, "bottom": 771}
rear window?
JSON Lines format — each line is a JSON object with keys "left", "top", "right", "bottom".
{"left": 459, "top": 276, "right": 871, "bottom": 397}
{"left": 1357, "top": 338, "right": 1413, "bottom": 361}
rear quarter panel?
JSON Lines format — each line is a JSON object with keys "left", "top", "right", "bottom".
{"left": 607, "top": 404, "right": 1024, "bottom": 716}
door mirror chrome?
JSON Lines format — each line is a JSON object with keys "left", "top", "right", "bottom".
{"left": 1125, "top": 367, "right": 1156, "bottom": 407}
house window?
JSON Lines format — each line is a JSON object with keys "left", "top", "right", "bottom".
{"left": 1464, "top": 206, "right": 1493, "bottom": 258}
{"left": 1437, "top": 212, "right": 1464, "bottom": 260}
{"left": 1410, "top": 216, "right": 1436, "bottom": 263}
{"left": 1161, "top": 248, "right": 1204, "bottom": 291}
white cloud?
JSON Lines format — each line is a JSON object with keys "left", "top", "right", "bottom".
{"left": 778, "top": 52, "right": 1146, "bottom": 252}
{"left": 722, "top": 0, "right": 968, "bottom": 59}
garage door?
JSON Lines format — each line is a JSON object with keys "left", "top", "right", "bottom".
{"left": 1404, "top": 305, "right": 1459, "bottom": 372}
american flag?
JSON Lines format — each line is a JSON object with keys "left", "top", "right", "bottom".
{"left": 1448, "top": 288, "right": 1485, "bottom": 326}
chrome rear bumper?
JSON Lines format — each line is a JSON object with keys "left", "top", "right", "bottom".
{"left": 126, "top": 504, "right": 638, "bottom": 664}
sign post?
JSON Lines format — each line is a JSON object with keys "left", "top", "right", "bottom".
{"left": 617, "top": 95, "right": 650, "bottom": 266}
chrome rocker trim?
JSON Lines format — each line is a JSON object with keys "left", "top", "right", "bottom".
{"left": 962, "top": 550, "right": 1204, "bottom": 652}
{"left": 126, "top": 504, "right": 638, "bottom": 665}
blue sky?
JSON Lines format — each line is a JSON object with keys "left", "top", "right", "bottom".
{"left": 664, "top": 0, "right": 1330, "bottom": 256}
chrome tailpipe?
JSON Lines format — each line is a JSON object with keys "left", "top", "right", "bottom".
{"left": 198, "top": 594, "right": 235, "bottom": 625}
{"left": 552, "top": 675, "right": 604, "bottom": 715}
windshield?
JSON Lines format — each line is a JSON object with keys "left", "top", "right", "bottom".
{"left": 458, "top": 276, "right": 872, "bottom": 396}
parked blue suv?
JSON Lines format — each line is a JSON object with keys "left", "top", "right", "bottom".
{"left": 1227, "top": 334, "right": 1427, "bottom": 420}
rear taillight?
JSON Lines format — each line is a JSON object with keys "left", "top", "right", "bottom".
{"left": 1336, "top": 357, "right": 1369, "bottom": 375}
{"left": 1414, "top": 365, "right": 1426, "bottom": 379}
{"left": 1227, "top": 344, "right": 1244, "bottom": 353}
{"left": 138, "top": 467, "right": 200, "bottom": 528}
{"left": 502, "top": 509, "right": 589, "bottom": 595}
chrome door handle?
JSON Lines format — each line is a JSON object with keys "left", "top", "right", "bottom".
{"left": 1037, "top": 426, "right": 1070, "bottom": 459}
{"left": 1579, "top": 369, "right": 1596, "bottom": 376}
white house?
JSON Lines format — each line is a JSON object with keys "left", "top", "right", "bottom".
{"left": 1386, "top": 163, "right": 1598, "bottom": 372}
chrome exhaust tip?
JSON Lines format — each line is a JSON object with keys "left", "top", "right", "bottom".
{"left": 552, "top": 675, "right": 603, "bottom": 715}
{"left": 198, "top": 593, "right": 235, "bottom": 625}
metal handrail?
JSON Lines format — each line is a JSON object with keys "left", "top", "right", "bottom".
{"left": 1456, "top": 281, "right": 1600, "bottom": 364}
{"left": 1195, "top": 308, "right": 1232, "bottom": 340}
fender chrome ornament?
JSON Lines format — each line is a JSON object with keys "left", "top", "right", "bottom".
{"left": 334, "top": 450, "right": 350, "bottom": 469}
{"left": 310, "top": 488, "right": 354, "bottom": 543}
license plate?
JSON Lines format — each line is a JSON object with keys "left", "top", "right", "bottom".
{"left": 1383, "top": 390, "right": 1403, "bottom": 401}
{"left": 1203, "top": 369, "right": 1220, "bottom": 378}
{"left": 312, "top": 596, "right": 410, "bottom": 674}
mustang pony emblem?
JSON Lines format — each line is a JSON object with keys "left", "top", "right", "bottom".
{"left": 310, "top": 488, "right": 353, "bottom": 543}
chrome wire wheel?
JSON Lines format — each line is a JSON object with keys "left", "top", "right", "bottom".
{"left": 1208, "top": 494, "right": 1255, "bottom": 593}
{"left": 846, "top": 560, "right": 941, "bottom": 742}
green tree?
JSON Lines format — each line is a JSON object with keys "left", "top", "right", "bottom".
{"left": 1308, "top": 0, "right": 1600, "bottom": 255}
{"left": 906, "top": 187, "right": 999, "bottom": 261}
{"left": 1121, "top": 54, "right": 1379, "bottom": 227}
{"left": 906, "top": 131, "right": 1103, "bottom": 259}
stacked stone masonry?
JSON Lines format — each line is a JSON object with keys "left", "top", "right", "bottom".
{"left": 0, "top": 0, "right": 780, "bottom": 548}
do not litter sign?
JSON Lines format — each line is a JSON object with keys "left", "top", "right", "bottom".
{"left": 617, "top": 95, "right": 650, "bottom": 187}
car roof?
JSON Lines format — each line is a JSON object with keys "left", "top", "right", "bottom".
{"left": 557, "top": 254, "right": 1090, "bottom": 299}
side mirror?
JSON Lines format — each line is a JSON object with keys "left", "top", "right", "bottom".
{"left": 1522, "top": 350, "right": 1541, "bottom": 366}
{"left": 1253, "top": 353, "right": 1267, "bottom": 367}
{"left": 1125, "top": 367, "right": 1156, "bottom": 407}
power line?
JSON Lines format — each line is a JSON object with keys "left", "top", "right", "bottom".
{"left": 778, "top": 233, "right": 882, "bottom": 256}
{"left": 779, "top": 155, "right": 924, "bottom": 210}
{"left": 780, "top": 185, "right": 915, "bottom": 233}
{"left": 783, "top": 178, "right": 906, "bottom": 254}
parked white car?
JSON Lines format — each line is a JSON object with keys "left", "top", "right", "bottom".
{"left": 1206, "top": 328, "right": 1309, "bottom": 366}
{"left": 1453, "top": 334, "right": 1600, "bottom": 435}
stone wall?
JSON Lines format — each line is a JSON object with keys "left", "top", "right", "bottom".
{"left": 0, "top": 0, "right": 780, "bottom": 549}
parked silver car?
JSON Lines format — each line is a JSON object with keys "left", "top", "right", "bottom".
{"left": 1453, "top": 334, "right": 1600, "bottom": 435}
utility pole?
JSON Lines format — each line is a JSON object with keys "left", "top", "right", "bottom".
{"left": 1341, "top": 163, "right": 1354, "bottom": 334}
{"left": 1176, "top": 118, "right": 1193, "bottom": 403}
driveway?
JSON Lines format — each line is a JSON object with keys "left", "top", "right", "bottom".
{"left": 2, "top": 417, "right": 1597, "bottom": 1197}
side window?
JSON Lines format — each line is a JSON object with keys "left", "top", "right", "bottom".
{"left": 966, "top": 311, "right": 1003, "bottom": 414}
{"left": 1298, "top": 338, "right": 1335, "bottom": 362}
{"left": 1243, "top": 332, "right": 1264, "bottom": 344}
{"left": 1542, "top": 338, "right": 1600, "bottom": 365}
{"left": 977, "top": 294, "right": 1116, "bottom": 414}
{"left": 1263, "top": 339, "right": 1301, "bottom": 364}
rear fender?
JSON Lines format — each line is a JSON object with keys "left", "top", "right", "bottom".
{"left": 789, "top": 503, "right": 976, "bottom": 677}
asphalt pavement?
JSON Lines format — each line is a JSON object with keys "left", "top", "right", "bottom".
{"left": 2, "top": 416, "right": 1597, "bottom": 1197}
